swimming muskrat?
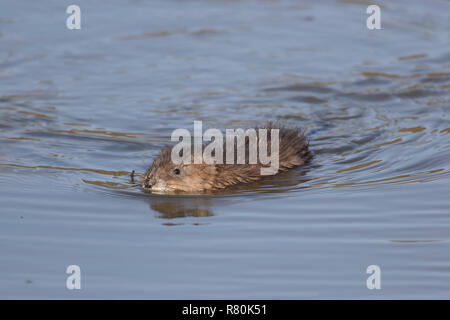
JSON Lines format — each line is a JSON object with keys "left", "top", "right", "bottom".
{"left": 141, "top": 123, "right": 312, "bottom": 193}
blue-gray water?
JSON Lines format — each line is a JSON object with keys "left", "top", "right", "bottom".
{"left": 0, "top": 0, "right": 449, "bottom": 299}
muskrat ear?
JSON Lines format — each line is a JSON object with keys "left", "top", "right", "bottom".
{"left": 160, "top": 146, "right": 172, "bottom": 157}
{"left": 159, "top": 146, "right": 172, "bottom": 161}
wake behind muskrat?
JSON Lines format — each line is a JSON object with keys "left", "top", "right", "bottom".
{"left": 141, "top": 123, "right": 312, "bottom": 193}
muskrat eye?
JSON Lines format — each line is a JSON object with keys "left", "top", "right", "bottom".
{"left": 173, "top": 168, "right": 180, "bottom": 175}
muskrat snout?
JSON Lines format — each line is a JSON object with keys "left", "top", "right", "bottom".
{"left": 142, "top": 172, "right": 162, "bottom": 191}
{"left": 144, "top": 181, "right": 152, "bottom": 189}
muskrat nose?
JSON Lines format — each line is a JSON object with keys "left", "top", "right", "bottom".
{"left": 144, "top": 182, "right": 152, "bottom": 188}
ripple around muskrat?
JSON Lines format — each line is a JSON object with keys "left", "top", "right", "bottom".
{"left": 4, "top": 61, "right": 447, "bottom": 209}
{"left": 1, "top": 34, "right": 448, "bottom": 219}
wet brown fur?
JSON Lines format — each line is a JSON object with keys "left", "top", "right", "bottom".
{"left": 142, "top": 123, "right": 312, "bottom": 192}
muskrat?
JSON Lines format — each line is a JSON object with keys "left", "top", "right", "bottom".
{"left": 141, "top": 123, "right": 312, "bottom": 193}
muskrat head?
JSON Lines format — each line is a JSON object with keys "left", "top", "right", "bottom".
{"left": 141, "top": 146, "right": 218, "bottom": 193}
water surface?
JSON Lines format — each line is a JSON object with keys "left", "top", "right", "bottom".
{"left": 0, "top": 0, "right": 449, "bottom": 299}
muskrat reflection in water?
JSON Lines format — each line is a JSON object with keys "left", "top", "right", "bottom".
{"left": 142, "top": 123, "right": 312, "bottom": 193}
{"left": 151, "top": 200, "right": 214, "bottom": 219}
